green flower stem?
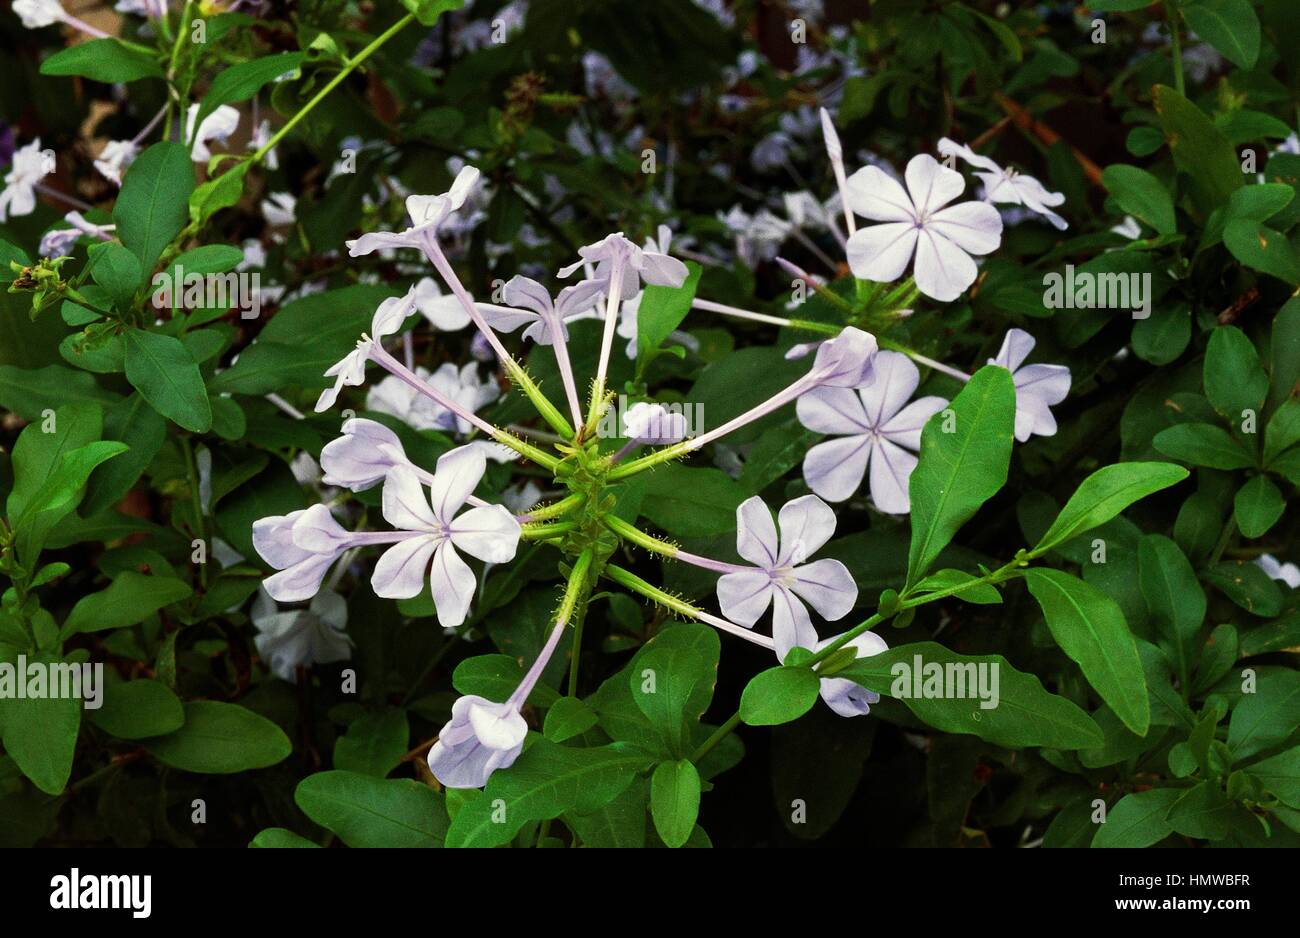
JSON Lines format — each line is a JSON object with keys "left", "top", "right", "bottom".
{"left": 503, "top": 359, "right": 576, "bottom": 441}
{"left": 488, "top": 430, "right": 561, "bottom": 472}
{"left": 605, "top": 439, "right": 689, "bottom": 481}
{"left": 520, "top": 521, "right": 577, "bottom": 540}
{"left": 179, "top": 435, "right": 208, "bottom": 590}
{"left": 249, "top": 13, "right": 417, "bottom": 166}
{"left": 563, "top": 549, "right": 596, "bottom": 697}
{"left": 522, "top": 493, "right": 585, "bottom": 522}
{"left": 604, "top": 564, "right": 773, "bottom": 648}
{"left": 603, "top": 515, "right": 676, "bottom": 558}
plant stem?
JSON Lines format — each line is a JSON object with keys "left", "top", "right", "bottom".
{"left": 250, "top": 13, "right": 416, "bottom": 165}
{"left": 1166, "top": 2, "right": 1185, "bottom": 97}
{"left": 690, "top": 712, "right": 742, "bottom": 763}
{"left": 563, "top": 550, "right": 596, "bottom": 697}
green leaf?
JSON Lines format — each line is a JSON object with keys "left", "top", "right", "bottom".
{"left": 40, "top": 39, "right": 163, "bottom": 83}
{"left": 0, "top": 655, "right": 81, "bottom": 795}
{"left": 123, "top": 327, "right": 212, "bottom": 432}
{"left": 650, "top": 759, "right": 701, "bottom": 848}
{"left": 638, "top": 465, "right": 747, "bottom": 537}
{"left": 86, "top": 679, "right": 184, "bottom": 739}
{"left": 1023, "top": 569, "right": 1150, "bottom": 736}
{"left": 400, "top": 0, "right": 466, "bottom": 26}
{"left": 1264, "top": 399, "right": 1300, "bottom": 465}
{"left": 1101, "top": 164, "right": 1177, "bottom": 235}
{"left": 1204, "top": 326, "right": 1269, "bottom": 424}
{"left": 1153, "top": 85, "right": 1242, "bottom": 212}
{"left": 143, "top": 701, "right": 292, "bottom": 773}
{"left": 332, "top": 710, "right": 409, "bottom": 778}
{"left": 835, "top": 642, "right": 1103, "bottom": 749}
{"left": 543, "top": 696, "right": 599, "bottom": 743}
{"left": 444, "top": 739, "right": 650, "bottom": 848}
{"left": 249, "top": 828, "right": 321, "bottom": 848}
{"left": 1205, "top": 560, "right": 1284, "bottom": 616}
{"left": 906, "top": 365, "right": 1016, "bottom": 586}
{"left": 81, "top": 393, "right": 167, "bottom": 518}
{"left": 87, "top": 242, "right": 142, "bottom": 312}
{"left": 195, "top": 53, "right": 304, "bottom": 130}
{"left": 1166, "top": 779, "right": 1233, "bottom": 840}
{"left": 1234, "top": 475, "right": 1285, "bottom": 538}
{"left": 1138, "top": 534, "right": 1206, "bottom": 687}
{"left": 636, "top": 263, "right": 701, "bottom": 360}
{"left": 1224, "top": 218, "right": 1300, "bottom": 284}
{"left": 294, "top": 770, "right": 447, "bottom": 847}
{"left": 1181, "top": 0, "right": 1261, "bottom": 69}
{"left": 451, "top": 654, "right": 558, "bottom": 708}
{"left": 0, "top": 364, "right": 119, "bottom": 421}
{"left": 189, "top": 163, "right": 249, "bottom": 227}
{"left": 1228, "top": 669, "right": 1300, "bottom": 760}
{"left": 1091, "top": 788, "right": 1180, "bottom": 847}
{"left": 1031, "top": 461, "right": 1188, "bottom": 556}
{"left": 1244, "top": 747, "right": 1300, "bottom": 808}
{"left": 910, "top": 568, "right": 1003, "bottom": 604}
{"left": 13, "top": 441, "right": 128, "bottom": 564}
{"left": 629, "top": 623, "right": 720, "bottom": 756}
{"left": 1153, "top": 422, "right": 1255, "bottom": 469}
{"left": 62, "top": 571, "right": 192, "bottom": 636}
{"left": 6, "top": 401, "right": 102, "bottom": 521}
{"left": 114, "top": 142, "right": 196, "bottom": 278}
{"left": 739, "top": 666, "right": 822, "bottom": 726}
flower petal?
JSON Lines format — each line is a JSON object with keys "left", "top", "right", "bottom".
{"left": 430, "top": 542, "right": 477, "bottom": 627}
{"left": 904, "top": 153, "right": 965, "bottom": 216}
{"left": 856, "top": 350, "right": 919, "bottom": 428}
{"left": 912, "top": 228, "right": 977, "bottom": 302}
{"left": 802, "top": 435, "right": 871, "bottom": 503}
{"left": 789, "top": 558, "right": 857, "bottom": 621}
{"left": 429, "top": 444, "right": 487, "bottom": 523}
{"left": 846, "top": 222, "right": 919, "bottom": 284}
{"left": 927, "top": 200, "right": 1003, "bottom": 255}
{"left": 382, "top": 465, "right": 439, "bottom": 531}
{"left": 449, "top": 505, "right": 521, "bottom": 563}
{"left": 717, "top": 570, "right": 775, "bottom": 626}
{"left": 868, "top": 438, "right": 919, "bottom": 514}
{"left": 371, "top": 535, "right": 438, "bottom": 599}
{"left": 844, "top": 164, "right": 915, "bottom": 222}
{"left": 880, "top": 395, "right": 949, "bottom": 451}
{"left": 796, "top": 386, "right": 869, "bottom": 435}
{"left": 735, "top": 495, "right": 779, "bottom": 567}
{"left": 771, "top": 588, "right": 818, "bottom": 659}
{"left": 776, "top": 494, "right": 837, "bottom": 563}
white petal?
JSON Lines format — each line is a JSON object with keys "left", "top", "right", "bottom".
{"left": 843, "top": 165, "right": 915, "bottom": 222}
{"left": 796, "top": 387, "right": 869, "bottom": 435}
{"left": 903, "top": 153, "right": 965, "bottom": 216}
{"left": 789, "top": 558, "right": 857, "bottom": 621}
{"left": 776, "top": 494, "right": 837, "bottom": 563}
{"left": 856, "top": 350, "right": 919, "bottom": 428}
{"left": 264, "top": 553, "right": 336, "bottom": 603}
{"left": 1014, "top": 363, "right": 1072, "bottom": 407}
{"left": 501, "top": 275, "right": 553, "bottom": 316}
{"left": 912, "top": 228, "right": 977, "bottom": 302}
{"left": 467, "top": 700, "right": 528, "bottom": 750}
{"left": 926, "top": 201, "right": 1003, "bottom": 255}
{"left": 430, "top": 543, "right": 477, "bottom": 627}
{"left": 734, "top": 496, "right": 779, "bottom": 567}
{"left": 802, "top": 435, "right": 871, "bottom": 503}
{"left": 868, "top": 438, "right": 919, "bottom": 514}
{"left": 771, "top": 588, "right": 818, "bottom": 659}
{"left": 371, "top": 535, "right": 438, "bottom": 599}
{"left": 991, "top": 328, "right": 1036, "bottom": 372}
{"left": 880, "top": 395, "right": 949, "bottom": 451}
{"left": 717, "top": 571, "right": 775, "bottom": 626}
{"left": 429, "top": 445, "right": 487, "bottom": 523}
{"left": 449, "top": 505, "right": 521, "bottom": 563}
{"left": 638, "top": 251, "right": 689, "bottom": 288}
{"left": 382, "top": 465, "right": 439, "bottom": 531}
{"left": 846, "top": 222, "right": 918, "bottom": 284}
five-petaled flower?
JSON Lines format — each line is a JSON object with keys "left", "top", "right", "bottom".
{"left": 798, "top": 350, "right": 948, "bottom": 513}
{"left": 937, "top": 138, "right": 1068, "bottom": 231}
{"left": 989, "top": 328, "right": 1072, "bottom": 443}
{"left": 371, "top": 446, "right": 521, "bottom": 627}
{"left": 346, "top": 166, "right": 481, "bottom": 256}
{"left": 845, "top": 153, "right": 1003, "bottom": 302}
{"left": 314, "top": 287, "right": 417, "bottom": 411}
{"left": 717, "top": 495, "right": 858, "bottom": 656}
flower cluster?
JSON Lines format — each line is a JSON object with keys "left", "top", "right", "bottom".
{"left": 252, "top": 112, "right": 1074, "bottom": 792}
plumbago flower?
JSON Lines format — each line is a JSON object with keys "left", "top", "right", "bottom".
{"left": 714, "top": 495, "right": 858, "bottom": 657}
{"left": 370, "top": 448, "right": 520, "bottom": 626}
{"left": 250, "top": 589, "right": 352, "bottom": 682}
{"left": 0, "top": 138, "right": 51, "bottom": 222}
{"left": 990, "top": 328, "right": 1072, "bottom": 443}
{"left": 845, "top": 153, "right": 1003, "bottom": 302}
{"left": 254, "top": 161, "right": 903, "bottom": 792}
{"left": 937, "top": 138, "right": 1068, "bottom": 231}
{"left": 797, "top": 350, "right": 949, "bottom": 513}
